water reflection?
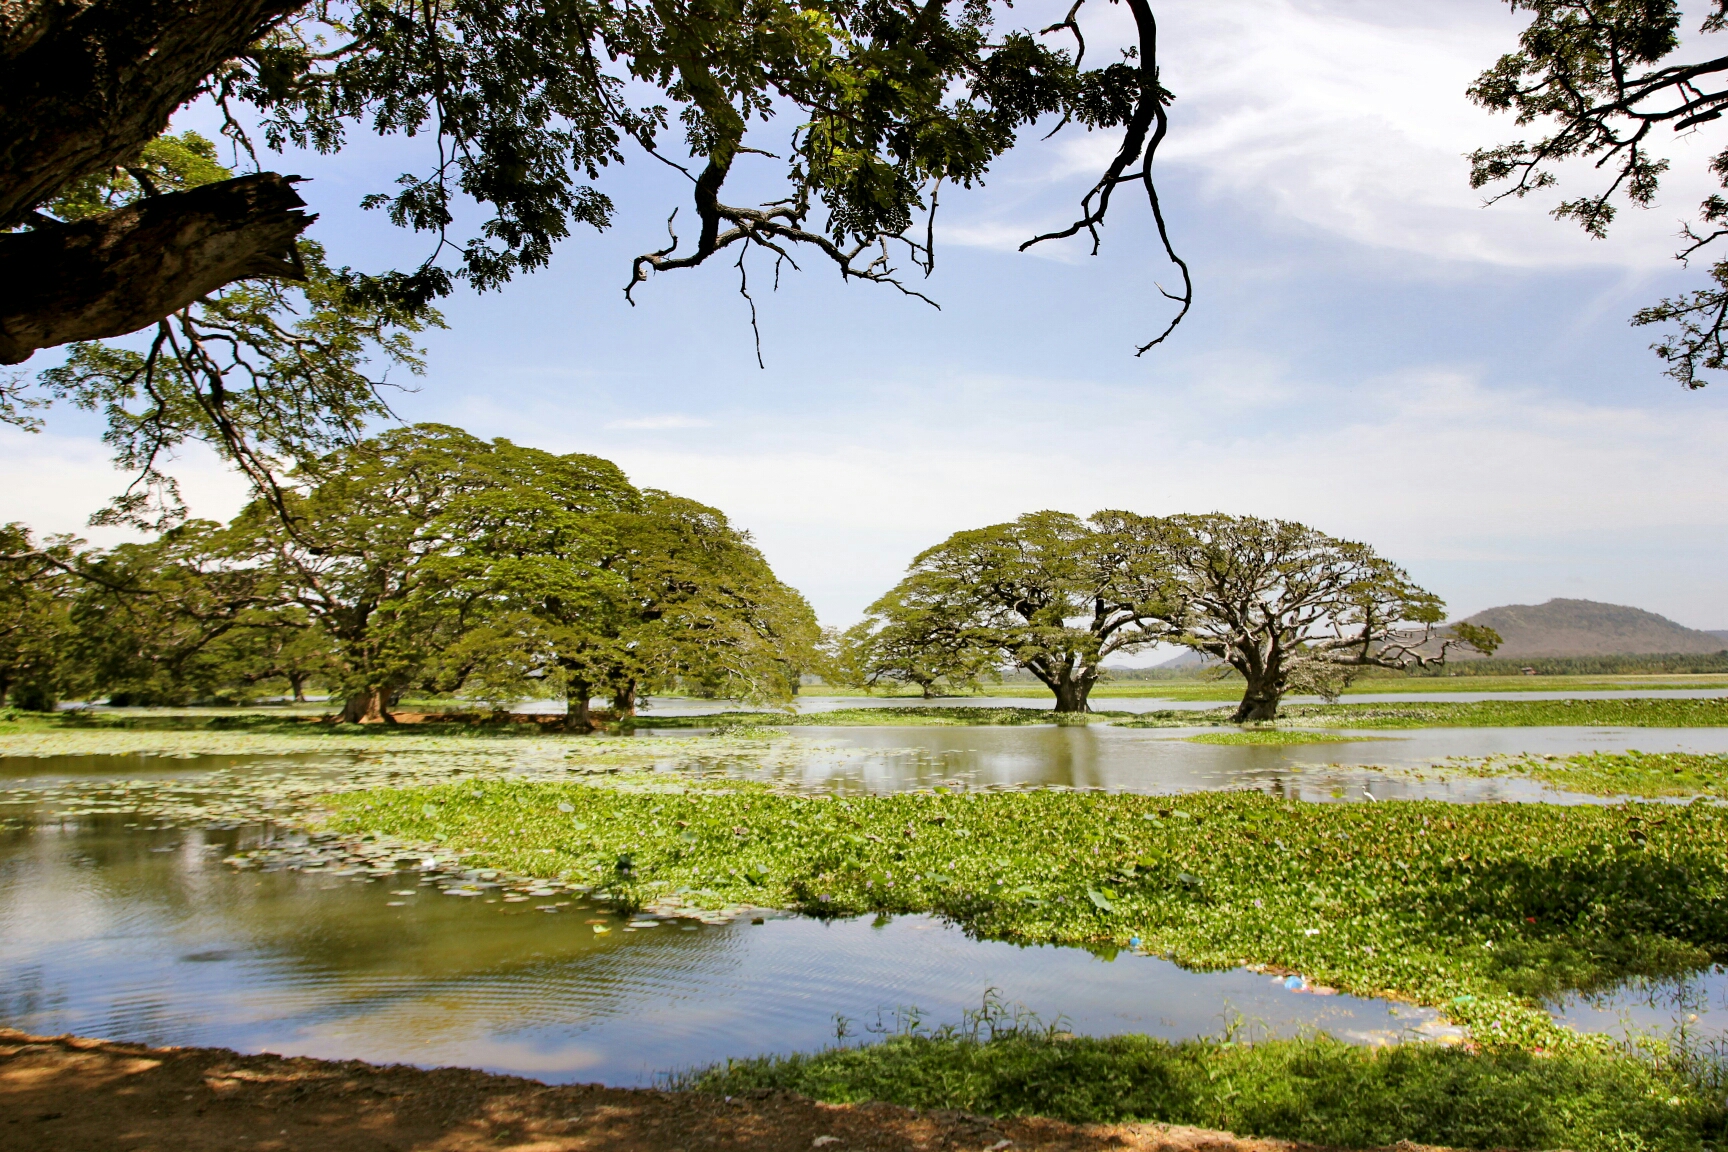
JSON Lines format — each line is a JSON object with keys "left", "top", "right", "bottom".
{"left": 1552, "top": 966, "right": 1728, "bottom": 1047}
{"left": 0, "top": 752, "right": 352, "bottom": 787}
{"left": 693, "top": 725, "right": 1728, "bottom": 799}
{"left": 7, "top": 722, "right": 1728, "bottom": 1082}
{"left": 516, "top": 687, "right": 1728, "bottom": 718}
{"left": 0, "top": 816, "right": 1447, "bottom": 1086}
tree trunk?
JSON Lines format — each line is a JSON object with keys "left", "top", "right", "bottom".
{"left": 341, "top": 687, "right": 394, "bottom": 724}
{"left": 0, "top": 174, "right": 313, "bottom": 363}
{"left": 0, "top": 0, "right": 306, "bottom": 229}
{"left": 563, "top": 685, "right": 593, "bottom": 732}
{"left": 610, "top": 679, "right": 638, "bottom": 717}
{"left": 1232, "top": 674, "right": 1282, "bottom": 723}
{"left": 1050, "top": 675, "right": 1092, "bottom": 714}
{"left": 286, "top": 672, "right": 307, "bottom": 703}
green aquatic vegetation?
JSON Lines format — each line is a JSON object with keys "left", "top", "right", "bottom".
{"left": 328, "top": 781, "right": 1728, "bottom": 1047}
{"left": 1455, "top": 752, "right": 1728, "bottom": 800}
{"left": 1182, "top": 730, "right": 1386, "bottom": 746}
{"left": 1117, "top": 697, "right": 1728, "bottom": 730}
{"left": 680, "top": 1029, "right": 1725, "bottom": 1152}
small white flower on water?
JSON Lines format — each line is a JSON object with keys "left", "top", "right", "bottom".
{"left": 1303, "top": 928, "right": 1320, "bottom": 936}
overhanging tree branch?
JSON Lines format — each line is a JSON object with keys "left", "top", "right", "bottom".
{"left": 0, "top": 174, "right": 314, "bottom": 364}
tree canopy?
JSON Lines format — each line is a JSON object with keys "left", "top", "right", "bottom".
{"left": 2, "top": 0, "right": 1187, "bottom": 364}
{"left": 1471, "top": 0, "right": 1728, "bottom": 386}
{"left": 855, "top": 511, "right": 1181, "bottom": 713}
{"left": 1147, "top": 513, "right": 1499, "bottom": 722}
{"left": 0, "top": 422, "right": 817, "bottom": 722}
{"left": 853, "top": 510, "right": 1495, "bottom": 718}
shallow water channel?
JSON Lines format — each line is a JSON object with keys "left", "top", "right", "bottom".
{"left": 2, "top": 723, "right": 1725, "bottom": 1084}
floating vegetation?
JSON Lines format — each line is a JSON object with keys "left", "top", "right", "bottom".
{"left": 1116, "top": 697, "right": 1728, "bottom": 730}
{"left": 332, "top": 778, "right": 1728, "bottom": 1050}
{"left": 1181, "top": 730, "right": 1388, "bottom": 746}
{"left": 1440, "top": 751, "right": 1728, "bottom": 801}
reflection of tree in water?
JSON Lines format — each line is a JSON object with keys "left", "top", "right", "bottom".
{"left": 1574, "top": 967, "right": 1726, "bottom": 1015}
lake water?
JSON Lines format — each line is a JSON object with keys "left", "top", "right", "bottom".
{"left": 509, "top": 687, "right": 1728, "bottom": 717}
{"left": 675, "top": 724, "right": 1728, "bottom": 799}
{"left": 0, "top": 815, "right": 1455, "bottom": 1086}
{"left": 3, "top": 716, "right": 1725, "bottom": 1083}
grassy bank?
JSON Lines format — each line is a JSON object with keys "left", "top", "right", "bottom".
{"left": 1454, "top": 752, "right": 1728, "bottom": 800}
{"left": 8, "top": 691, "right": 1728, "bottom": 739}
{"left": 1116, "top": 697, "right": 1728, "bottom": 729}
{"left": 1182, "top": 730, "right": 1386, "bottom": 746}
{"left": 823, "top": 673, "right": 1728, "bottom": 702}
{"left": 327, "top": 781, "right": 1728, "bottom": 1046}
{"left": 647, "top": 697, "right": 1728, "bottom": 730}
{"left": 681, "top": 1027, "right": 1726, "bottom": 1152}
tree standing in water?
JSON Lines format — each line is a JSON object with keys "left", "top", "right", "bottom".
{"left": 862, "top": 512, "right": 1181, "bottom": 713}
{"left": 1154, "top": 514, "right": 1498, "bottom": 722}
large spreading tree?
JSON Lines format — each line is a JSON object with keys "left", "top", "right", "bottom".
{"left": 1471, "top": 0, "right": 1728, "bottom": 386}
{"left": 0, "top": 422, "right": 817, "bottom": 720}
{"left": 858, "top": 511, "right": 1181, "bottom": 713}
{"left": 1148, "top": 513, "right": 1499, "bottom": 722}
{"left": 245, "top": 423, "right": 634, "bottom": 722}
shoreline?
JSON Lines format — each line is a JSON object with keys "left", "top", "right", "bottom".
{"left": 0, "top": 1028, "right": 1402, "bottom": 1152}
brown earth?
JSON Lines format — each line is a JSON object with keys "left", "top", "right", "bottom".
{"left": 0, "top": 1029, "right": 1443, "bottom": 1152}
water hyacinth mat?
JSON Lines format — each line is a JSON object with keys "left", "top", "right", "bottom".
{"left": 326, "top": 779, "right": 1728, "bottom": 1050}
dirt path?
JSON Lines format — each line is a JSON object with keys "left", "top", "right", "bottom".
{"left": 0, "top": 1029, "right": 1434, "bottom": 1152}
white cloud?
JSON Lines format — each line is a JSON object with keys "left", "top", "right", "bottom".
{"left": 0, "top": 429, "right": 251, "bottom": 545}
{"left": 484, "top": 361, "right": 1728, "bottom": 628}
{"left": 944, "top": 0, "right": 1728, "bottom": 271}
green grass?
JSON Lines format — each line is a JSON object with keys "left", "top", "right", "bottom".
{"left": 1182, "top": 730, "right": 1386, "bottom": 746}
{"left": 327, "top": 781, "right": 1728, "bottom": 1047}
{"left": 1117, "top": 697, "right": 1728, "bottom": 730}
{"left": 679, "top": 1027, "right": 1727, "bottom": 1152}
{"left": 0, "top": 706, "right": 588, "bottom": 741}
{"left": 1456, "top": 752, "right": 1728, "bottom": 800}
{"left": 819, "top": 673, "right": 1728, "bottom": 701}
{"left": 10, "top": 692, "right": 1728, "bottom": 739}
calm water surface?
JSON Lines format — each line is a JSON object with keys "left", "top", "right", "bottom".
{"left": 511, "top": 687, "right": 1728, "bottom": 718}
{"left": 0, "top": 816, "right": 1448, "bottom": 1086}
{"left": 4, "top": 718, "right": 1725, "bottom": 1081}
{"left": 695, "top": 724, "right": 1728, "bottom": 798}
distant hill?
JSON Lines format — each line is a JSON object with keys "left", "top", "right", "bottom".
{"left": 1155, "top": 649, "right": 1217, "bottom": 669}
{"left": 1450, "top": 599, "right": 1726, "bottom": 659}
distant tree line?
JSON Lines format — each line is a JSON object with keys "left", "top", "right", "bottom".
{"left": 0, "top": 424, "right": 818, "bottom": 725}
{"left": 834, "top": 512, "right": 1498, "bottom": 722}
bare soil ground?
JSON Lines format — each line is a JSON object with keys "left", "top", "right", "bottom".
{"left": 0, "top": 1029, "right": 1443, "bottom": 1152}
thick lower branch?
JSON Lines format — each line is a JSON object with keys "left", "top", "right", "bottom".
{"left": 0, "top": 173, "right": 314, "bottom": 364}
{"left": 0, "top": 0, "right": 305, "bottom": 227}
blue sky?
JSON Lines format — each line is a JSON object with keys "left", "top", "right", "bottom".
{"left": 6, "top": 0, "right": 1728, "bottom": 634}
